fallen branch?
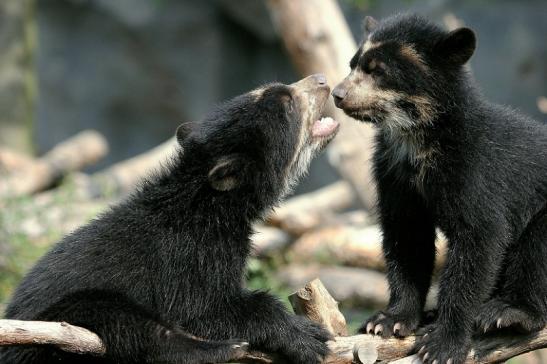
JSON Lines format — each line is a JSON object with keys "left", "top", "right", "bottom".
{"left": 267, "top": 181, "right": 358, "bottom": 235}
{"left": 289, "top": 279, "right": 348, "bottom": 337}
{"left": 290, "top": 224, "right": 447, "bottom": 272}
{"left": 0, "top": 319, "right": 105, "bottom": 355}
{"left": 0, "top": 130, "right": 108, "bottom": 198}
{"left": 0, "top": 148, "right": 36, "bottom": 173}
{"left": 252, "top": 225, "right": 292, "bottom": 258}
{"left": 278, "top": 265, "right": 392, "bottom": 309}
{"left": 90, "top": 137, "right": 177, "bottom": 196}
{"left": 0, "top": 281, "right": 545, "bottom": 363}
{"left": 290, "top": 224, "right": 386, "bottom": 271}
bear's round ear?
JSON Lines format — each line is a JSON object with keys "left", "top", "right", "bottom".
{"left": 208, "top": 154, "right": 250, "bottom": 192}
{"left": 176, "top": 123, "right": 192, "bottom": 146}
{"left": 435, "top": 27, "right": 476, "bottom": 66}
{"left": 363, "top": 16, "right": 379, "bottom": 33}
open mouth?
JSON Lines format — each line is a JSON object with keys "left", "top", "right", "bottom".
{"left": 311, "top": 116, "right": 340, "bottom": 138}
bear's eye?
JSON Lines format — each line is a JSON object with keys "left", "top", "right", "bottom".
{"left": 364, "top": 60, "right": 386, "bottom": 77}
{"left": 373, "top": 65, "right": 386, "bottom": 76}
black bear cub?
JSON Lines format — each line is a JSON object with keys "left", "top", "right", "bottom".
{"left": 1, "top": 74, "right": 340, "bottom": 364}
{"left": 333, "top": 13, "right": 547, "bottom": 364}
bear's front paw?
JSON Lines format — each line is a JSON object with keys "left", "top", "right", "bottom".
{"left": 282, "top": 316, "right": 332, "bottom": 364}
{"left": 414, "top": 324, "right": 470, "bottom": 364}
{"left": 359, "top": 310, "right": 420, "bottom": 338}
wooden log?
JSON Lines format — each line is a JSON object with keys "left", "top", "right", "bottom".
{"left": 278, "top": 265, "right": 439, "bottom": 311}
{"left": 90, "top": 137, "right": 176, "bottom": 196}
{"left": 0, "top": 319, "right": 105, "bottom": 355}
{"left": 0, "top": 286, "right": 545, "bottom": 363}
{"left": 0, "top": 148, "right": 35, "bottom": 172}
{"left": 251, "top": 225, "right": 292, "bottom": 258}
{"left": 267, "top": 181, "right": 360, "bottom": 235}
{"left": 290, "top": 224, "right": 385, "bottom": 271}
{"left": 290, "top": 224, "right": 448, "bottom": 272}
{"left": 330, "top": 328, "right": 547, "bottom": 364}
{"left": 278, "top": 265, "right": 391, "bottom": 309}
{"left": 285, "top": 279, "right": 547, "bottom": 364}
{"left": 0, "top": 130, "right": 108, "bottom": 198}
{"left": 289, "top": 279, "right": 348, "bottom": 336}
{"left": 267, "top": 0, "right": 377, "bottom": 210}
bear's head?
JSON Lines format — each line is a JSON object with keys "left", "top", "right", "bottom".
{"left": 176, "top": 74, "right": 339, "bottom": 203}
{"left": 332, "top": 14, "right": 476, "bottom": 130}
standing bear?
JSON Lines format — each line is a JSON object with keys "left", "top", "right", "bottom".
{"left": 1, "top": 74, "right": 340, "bottom": 364}
{"left": 333, "top": 13, "right": 547, "bottom": 364}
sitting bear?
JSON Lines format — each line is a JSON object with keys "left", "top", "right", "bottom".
{"left": 1, "top": 74, "right": 340, "bottom": 364}
{"left": 332, "top": 13, "right": 547, "bottom": 364}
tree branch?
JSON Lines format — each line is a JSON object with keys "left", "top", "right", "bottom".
{"left": 0, "top": 130, "right": 108, "bottom": 198}
{"left": 0, "top": 319, "right": 105, "bottom": 355}
{"left": 0, "top": 282, "right": 545, "bottom": 363}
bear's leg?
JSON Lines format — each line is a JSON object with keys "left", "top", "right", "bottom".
{"left": 476, "top": 207, "right": 547, "bottom": 334}
{"left": 360, "top": 186, "right": 436, "bottom": 338}
{"left": 0, "top": 290, "right": 247, "bottom": 364}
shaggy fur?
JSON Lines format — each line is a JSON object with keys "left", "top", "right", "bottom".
{"left": 1, "top": 75, "right": 336, "bottom": 364}
{"left": 333, "top": 14, "right": 547, "bottom": 364}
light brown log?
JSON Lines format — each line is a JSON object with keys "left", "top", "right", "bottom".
{"left": 329, "top": 328, "right": 547, "bottom": 364}
{"left": 279, "top": 265, "right": 438, "bottom": 311}
{"left": 278, "top": 265, "right": 391, "bottom": 309}
{"left": 251, "top": 225, "right": 292, "bottom": 258}
{"left": 291, "top": 224, "right": 448, "bottom": 272}
{"left": 90, "top": 137, "right": 177, "bottom": 196}
{"left": 0, "top": 130, "right": 108, "bottom": 198}
{"left": 0, "top": 319, "right": 105, "bottom": 355}
{"left": 267, "top": 0, "right": 377, "bottom": 210}
{"left": 0, "top": 148, "right": 35, "bottom": 172}
{"left": 291, "top": 224, "right": 385, "bottom": 271}
{"left": 0, "top": 289, "right": 545, "bottom": 363}
{"left": 289, "top": 278, "right": 348, "bottom": 336}
{"left": 267, "top": 181, "right": 361, "bottom": 235}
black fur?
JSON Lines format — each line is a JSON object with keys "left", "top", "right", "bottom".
{"left": 1, "top": 76, "right": 335, "bottom": 363}
{"left": 334, "top": 13, "right": 547, "bottom": 364}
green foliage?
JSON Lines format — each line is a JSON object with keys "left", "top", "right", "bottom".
{"left": 0, "top": 196, "right": 56, "bottom": 305}
{"left": 0, "top": 175, "right": 104, "bottom": 307}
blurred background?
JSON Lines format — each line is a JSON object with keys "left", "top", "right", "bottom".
{"left": 0, "top": 0, "right": 546, "bottom": 362}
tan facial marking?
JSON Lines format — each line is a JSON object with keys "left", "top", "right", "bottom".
{"left": 361, "top": 40, "right": 383, "bottom": 56}
{"left": 342, "top": 68, "right": 437, "bottom": 124}
{"left": 346, "top": 69, "right": 401, "bottom": 106}
{"left": 399, "top": 44, "right": 429, "bottom": 72}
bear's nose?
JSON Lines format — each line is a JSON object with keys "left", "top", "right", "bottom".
{"left": 332, "top": 85, "right": 347, "bottom": 107}
{"left": 311, "top": 73, "right": 327, "bottom": 86}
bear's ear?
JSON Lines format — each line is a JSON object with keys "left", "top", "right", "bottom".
{"left": 363, "top": 16, "right": 379, "bottom": 33}
{"left": 176, "top": 123, "right": 192, "bottom": 145}
{"left": 435, "top": 27, "right": 476, "bottom": 66}
{"left": 208, "top": 154, "right": 249, "bottom": 191}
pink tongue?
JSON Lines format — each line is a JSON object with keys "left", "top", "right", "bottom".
{"left": 312, "top": 117, "right": 339, "bottom": 137}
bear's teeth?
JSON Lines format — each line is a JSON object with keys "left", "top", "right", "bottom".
{"left": 312, "top": 117, "right": 339, "bottom": 137}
